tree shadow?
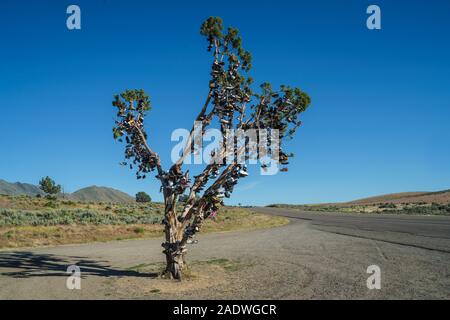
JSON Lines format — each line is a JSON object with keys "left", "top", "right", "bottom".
{"left": 0, "top": 251, "right": 158, "bottom": 279}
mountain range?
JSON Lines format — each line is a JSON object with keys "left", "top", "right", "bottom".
{"left": 2, "top": 178, "right": 449, "bottom": 205}
{"left": 0, "top": 179, "right": 134, "bottom": 203}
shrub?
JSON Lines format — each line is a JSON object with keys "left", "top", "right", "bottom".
{"left": 44, "top": 201, "right": 59, "bottom": 209}
{"left": 133, "top": 227, "right": 145, "bottom": 234}
{"left": 0, "top": 208, "right": 163, "bottom": 227}
{"left": 136, "top": 192, "right": 152, "bottom": 203}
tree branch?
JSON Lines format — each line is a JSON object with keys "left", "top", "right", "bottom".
{"left": 174, "top": 91, "right": 213, "bottom": 168}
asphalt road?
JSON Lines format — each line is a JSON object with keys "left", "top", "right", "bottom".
{"left": 0, "top": 208, "right": 449, "bottom": 299}
{"left": 254, "top": 207, "right": 450, "bottom": 253}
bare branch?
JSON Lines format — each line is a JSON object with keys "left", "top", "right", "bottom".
{"left": 175, "top": 90, "right": 213, "bottom": 167}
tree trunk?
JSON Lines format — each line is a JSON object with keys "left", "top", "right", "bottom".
{"left": 165, "top": 248, "right": 185, "bottom": 280}
{"left": 163, "top": 222, "right": 186, "bottom": 280}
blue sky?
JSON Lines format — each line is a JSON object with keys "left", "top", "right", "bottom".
{"left": 0, "top": 0, "right": 449, "bottom": 205}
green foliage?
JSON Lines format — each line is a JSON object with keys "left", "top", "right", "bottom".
{"left": 0, "top": 208, "right": 163, "bottom": 226}
{"left": 38, "top": 176, "right": 61, "bottom": 195}
{"left": 200, "top": 17, "right": 252, "bottom": 72}
{"left": 200, "top": 17, "right": 223, "bottom": 34}
{"left": 112, "top": 89, "right": 157, "bottom": 180}
{"left": 112, "top": 89, "right": 151, "bottom": 142}
{"left": 62, "top": 200, "right": 76, "bottom": 206}
{"left": 44, "top": 201, "right": 59, "bottom": 208}
{"left": 253, "top": 84, "right": 311, "bottom": 139}
{"left": 133, "top": 226, "right": 145, "bottom": 234}
{"left": 388, "top": 203, "right": 450, "bottom": 215}
{"left": 136, "top": 191, "right": 152, "bottom": 203}
{"left": 379, "top": 203, "right": 397, "bottom": 209}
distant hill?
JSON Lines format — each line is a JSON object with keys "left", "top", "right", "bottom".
{"left": 0, "top": 179, "right": 44, "bottom": 197}
{"left": 267, "top": 189, "right": 450, "bottom": 209}
{"left": 0, "top": 180, "right": 134, "bottom": 203}
{"left": 71, "top": 186, "right": 134, "bottom": 203}
{"left": 347, "top": 190, "right": 450, "bottom": 205}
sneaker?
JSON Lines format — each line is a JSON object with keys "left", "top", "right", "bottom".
{"left": 238, "top": 170, "right": 249, "bottom": 177}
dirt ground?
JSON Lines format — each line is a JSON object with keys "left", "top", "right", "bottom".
{"left": 0, "top": 209, "right": 449, "bottom": 299}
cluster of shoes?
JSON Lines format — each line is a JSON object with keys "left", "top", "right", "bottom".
{"left": 260, "top": 106, "right": 284, "bottom": 128}
{"left": 273, "top": 96, "right": 304, "bottom": 137}
{"left": 210, "top": 167, "right": 220, "bottom": 179}
{"left": 184, "top": 225, "right": 200, "bottom": 244}
{"left": 161, "top": 241, "right": 187, "bottom": 256}
{"left": 210, "top": 59, "right": 247, "bottom": 131}
{"left": 279, "top": 151, "right": 289, "bottom": 165}
{"left": 114, "top": 98, "right": 147, "bottom": 136}
{"left": 122, "top": 112, "right": 145, "bottom": 129}
{"left": 200, "top": 189, "right": 224, "bottom": 220}
{"left": 214, "top": 90, "right": 234, "bottom": 127}
{"left": 205, "top": 201, "right": 222, "bottom": 220}
{"left": 210, "top": 60, "right": 225, "bottom": 87}
{"left": 257, "top": 96, "right": 296, "bottom": 130}
{"left": 233, "top": 164, "right": 249, "bottom": 178}
{"left": 120, "top": 140, "right": 158, "bottom": 180}
{"left": 253, "top": 96, "right": 299, "bottom": 174}
{"left": 192, "top": 165, "right": 221, "bottom": 193}
{"left": 157, "top": 165, "right": 191, "bottom": 195}
{"left": 113, "top": 91, "right": 157, "bottom": 180}
{"left": 114, "top": 121, "right": 158, "bottom": 179}
{"left": 274, "top": 148, "right": 290, "bottom": 173}
{"left": 160, "top": 217, "right": 200, "bottom": 246}
{"left": 273, "top": 96, "right": 293, "bottom": 109}
{"left": 217, "top": 164, "right": 248, "bottom": 199}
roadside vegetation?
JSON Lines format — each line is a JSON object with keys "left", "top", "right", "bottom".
{"left": 267, "top": 202, "right": 450, "bottom": 216}
{"left": 0, "top": 194, "right": 288, "bottom": 249}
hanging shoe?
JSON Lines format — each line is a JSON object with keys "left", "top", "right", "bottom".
{"left": 238, "top": 170, "right": 249, "bottom": 177}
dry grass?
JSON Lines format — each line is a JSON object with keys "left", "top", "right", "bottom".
{"left": 0, "top": 194, "right": 163, "bottom": 213}
{"left": 269, "top": 202, "right": 450, "bottom": 216}
{"left": 0, "top": 195, "right": 289, "bottom": 249}
{"left": 0, "top": 224, "right": 163, "bottom": 249}
{"left": 202, "top": 207, "right": 288, "bottom": 233}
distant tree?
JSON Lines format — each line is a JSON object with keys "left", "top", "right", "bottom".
{"left": 39, "top": 176, "right": 61, "bottom": 198}
{"left": 136, "top": 191, "right": 152, "bottom": 203}
{"left": 112, "top": 17, "right": 311, "bottom": 280}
